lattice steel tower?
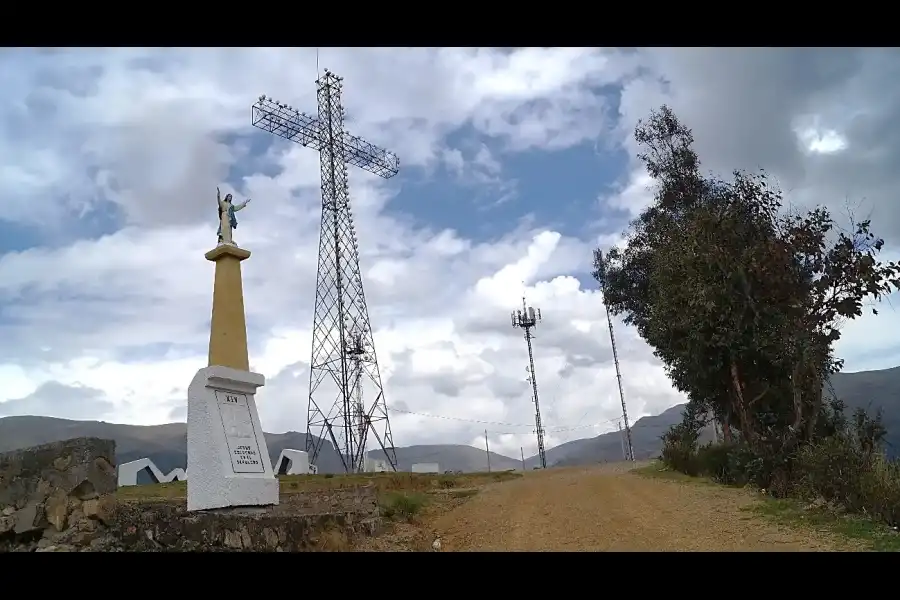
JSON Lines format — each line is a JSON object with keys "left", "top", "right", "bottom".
{"left": 511, "top": 297, "right": 547, "bottom": 469}
{"left": 251, "top": 69, "right": 399, "bottom": 473}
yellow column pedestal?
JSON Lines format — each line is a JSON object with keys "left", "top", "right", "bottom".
{"left": 205, "top": 244, "right": 252, "bottom": 371}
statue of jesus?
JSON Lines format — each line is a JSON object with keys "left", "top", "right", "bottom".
{"left": 216, "top": 187, "right": 251, "bottom": 246}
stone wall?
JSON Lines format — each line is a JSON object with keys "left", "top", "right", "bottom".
{"left": 0, "top": 437, "right": 118, "bottom": 552}
{"left": 1, "top": 437, "right": 383, "bottom": 552}
{"left": 107, "top": 485, "right": 382, "bottom": 551}
{"left": 110, "top": 501, "right": 379, "bottom": 551}
{"left": 280, "top": 484, "right": 380, "bottom": 516}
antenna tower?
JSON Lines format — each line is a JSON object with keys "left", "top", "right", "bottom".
{"left": 251, "top": 70, "right": 400, "bottom": 473}
{"left": 511, "top": 297, "right": 547, "bottom": 469}
{"left": 594, "top": 249, "right": 635, "bottom": 462}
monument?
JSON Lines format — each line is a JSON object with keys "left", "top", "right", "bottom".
{"left": 186, "top": 187, "right": 279, "bottom": 512}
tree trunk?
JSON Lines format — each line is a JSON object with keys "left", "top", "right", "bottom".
{"left": 791, "top": 362, "right": 804, "bottom": 432}
{"left": 805, "top": 377, "right": 824, "bottom": 440}
{"left": 722, "top": 417, "right": 733, "bottom": 443}
{"left": 729, "top": 361, "right": 755, "bottom": 444}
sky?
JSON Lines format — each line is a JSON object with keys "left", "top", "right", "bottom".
{"left": 1, "top": 47, "right": 900, "bottom": 460}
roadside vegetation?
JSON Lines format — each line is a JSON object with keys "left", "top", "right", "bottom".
{"left": 116, "top": 469, "right": 520, "bottom": 502}
{"left": 598, "top": 106, "right": 900, "bottom": 533}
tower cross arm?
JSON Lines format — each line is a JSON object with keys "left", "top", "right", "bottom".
{"left": 251, "top": 98, "right": 323, "bottom": 150}
{"left": 338, "top": 132, "right": 400, "bottom": 179}
{"left": 252, "top": 97, "right": 399, "bottom": 180}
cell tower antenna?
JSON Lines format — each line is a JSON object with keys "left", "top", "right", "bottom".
{"left": 594, "top": 249, "right": 635, "bottom": 462}
{"left": 251, "top": 71, "right": 400, "bottom": 473}
{"left": 511, "top": 293, "right": 547, "bottom": 469}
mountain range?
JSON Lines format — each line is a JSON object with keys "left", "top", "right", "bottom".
{"left": 1, "top": 366, "right": 898, "bottom": 475}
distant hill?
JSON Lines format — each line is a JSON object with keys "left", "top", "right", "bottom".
{"left": 1, "top": 366, "right": 897, "bottom": 475}
{"left": 524, "top": 365, "right": 900, "bottom": 467}
{"left": 524, "top": 404, "right": 715, "bottom": 469}
{"left": 0, "top": 416, "right": 519, "bottom": 476}
{"left": 828, "top": 366, "right": 900, "bottom": 457}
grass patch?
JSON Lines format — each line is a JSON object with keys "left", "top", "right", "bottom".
{"left": 116, "top": 470, "right": 522, "bottom": 502}
{"left": 637, "top": 461, "right": 900, "bottom": 551}
{"left": 445, "top": 488, "right": 479, "bottom": 499}
{"left": 632, "top": 461, "right": 715, "bottom": 485}
{"left": 116, "top": 480, "right": 186, "bottom": 501}
{"left": 745, "top": 496, "right": 900, "bottom": 552}
{"left": 378, "top": 491, "right": 427, "bottom": 521}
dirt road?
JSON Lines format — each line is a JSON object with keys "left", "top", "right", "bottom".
{"left": 430, "top": 463, "right": 858, "bottom": 551}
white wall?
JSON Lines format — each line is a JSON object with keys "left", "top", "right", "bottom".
{"left": 365, "top": 457, "right": 389, "bottom": 472}
{"left": 117, "top": 458, "right": 187, "bottom": 487}
{"left": 273, "top": 449, "right": 315, "bottom": 475}
{"left": 411, "top": 462, "right": 440, "bottom": 474}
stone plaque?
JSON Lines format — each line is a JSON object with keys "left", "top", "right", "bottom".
{"left": 215, "top": 390, "right": 265, "bottom": 474}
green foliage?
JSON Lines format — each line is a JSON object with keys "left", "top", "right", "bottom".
{"left": 660, "top": 400, "right": 707, "bottom": 476}
{"left": 666, "top": 403, "right": 900, "bottom": 527}
{"left": 695, "top": 443, "right": 755, "bottom": 486}
{"left": 378, "top": 491, "right": 427, "bottom": 521}
{"left": 596, "top": 106, "right": 900, "bottom": 450}
{"left": 603, "top": 103, "right": 900, "bottom": 529}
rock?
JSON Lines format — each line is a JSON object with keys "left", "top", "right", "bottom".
{"left": 36, "top": 537, "right": 56, "bottom": 549}
{"left": 35, "top": 544, "right": 76, "bottom": 552}
{"left": 432, "top": 537, "right": 442, "bottom": 551}
{"left": 75, "top": 517, "right": 97, "bottom": 533}
{"left": 223, "top": 529, "right": 244, "bottom": 549}
{"left": 45, "top": 491, "right": 70, "bottom": 532}
{"left": 0, "top": 437, "right": 116, "bottom": 550}
{"left": 262, "top": 527, "right": 279, "bottom": 549}
{"left": 13, "top": 502, "right": 41, "bottom": 534}
{"left": 81, "top": 496, "right": 115, "bottom": 525}
{"left": 0, "top": 437, "right": 117, "bottom": 508}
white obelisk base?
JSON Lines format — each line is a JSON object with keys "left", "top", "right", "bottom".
{"left": 187, "top": 365, "right": 279, "bottom": 512}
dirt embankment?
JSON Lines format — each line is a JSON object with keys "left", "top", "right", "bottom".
{"left": 424, "top": 463, "right": 860, "bottom": 551}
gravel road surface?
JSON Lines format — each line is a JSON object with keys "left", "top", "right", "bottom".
{"left": 430, "top": 463, "right": 859, "bottom": 551}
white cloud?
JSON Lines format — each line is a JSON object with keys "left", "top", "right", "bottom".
{"left": 0, "top": 48, "right": 897, "bottom": 461}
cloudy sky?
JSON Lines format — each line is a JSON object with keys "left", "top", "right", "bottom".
{"left": 1, "top": 48, "right": 899, "bottom": 460}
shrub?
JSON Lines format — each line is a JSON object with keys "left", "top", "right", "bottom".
{"left": 659, "top": 397, "right": 900, "bottom": 529}
{"left": 858, "top": 455, "right": 900, "bottom": 526}
{"left": 379, "top": 492, "right": 427, "bottom": 521}
{"left": 792, "top": 435, "right": 900, "bottom": 526}
{"left": 438, "top": 476, "right": 455, "bottom": 489}
{"left": 660, "top": 420, "right": 703, "bottom": 475}
{"left": 695, "top": 442, "right": 754, "bottom": 486}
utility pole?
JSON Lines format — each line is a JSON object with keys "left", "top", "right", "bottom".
{"left": 485, "top": 430, "right": 491, "bottom": 473}
{"left": 618, "top": 421, "right": 627, "bottom": 461}
{"left": 520, "top": 447, "right": 526, "bottom": 472}
{"left": 594, "top": 250, "right": 635, "bottom": 463}
{"left": 511, "top": 297, "right": 547, "bottom": 469}
{"left": 252, "top": 71, "right": 400, "bottom": 473}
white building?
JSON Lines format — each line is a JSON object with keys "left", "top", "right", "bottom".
{"left": 273, "top": 449, "right": 317, "bottom": 475}
{"left": 365, "top": 457, "right": 389, "bottom": 472}
{"left": 411, "top": 462, "right": 440, "bottom": 474}
{"left": 117, "top": 458, "right": 187, "bottom": 487}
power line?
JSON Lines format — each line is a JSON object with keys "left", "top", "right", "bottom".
{"left": 387, "top": 406, "right": 623, "bottom": 434}
{"left": 595, "top": 249, "right": 635, "bottom": 462}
